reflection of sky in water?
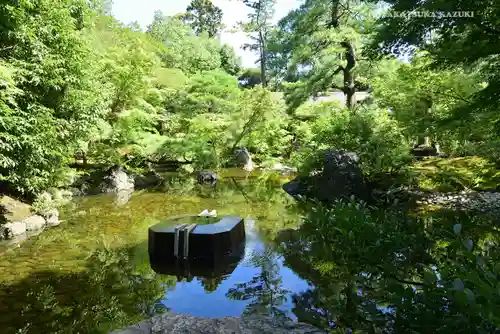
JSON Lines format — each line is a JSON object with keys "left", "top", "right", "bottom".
{"left": 159, "top": 221, "right": 310, "bottom": 318}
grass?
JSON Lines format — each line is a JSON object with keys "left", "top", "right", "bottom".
{"left": 411, "top": 156, "right": 500, "bottom": 192}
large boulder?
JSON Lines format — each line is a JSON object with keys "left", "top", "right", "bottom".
{"left": 0, "top": 196, "right": 33, "bottom": 240}
{"left": 0, "top": 196, "right": 32, "bottom": 239}
{"left": 101, "top": 165, "right": 135, "bottom": 193}
{"left": 1, "top": 221, "right": 27, "bottom": 239}
{"left": 282, "top": 149, "right": 371, "bottom": 203}
{"left": 234, "top": 147, "right": 254, "bottom": 171}
{"left": 0, "top": 195, "right": 32, "bottom": 224}
{"left": 197, "top": 171, "right": 218, "bottom": 185}
{"left": 23, "top": 215, "right": 46, "bottom": 231}
{"left": 40, "top": 208, "right": 60, "bottom": 227}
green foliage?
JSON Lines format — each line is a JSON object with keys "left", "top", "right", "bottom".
{"left": 280, "top": 201, "right": 500, "bottom": 332}
{"left": 412, "top": 157, "right": 500, "bottom": 192}
{"left": 363, "top": 0, "right": 500, "bottom": 159}
{"left": 147, "top": 13, "right": 222, "bottom": 74}
{"left": 159, "top": 75, "right": 290, "bottom": 169}
{"left": 372, "top": 52, "right": 481, "bottom": 149}
{"left": 182, "top": 0, "right": 224, "bottom": 38}
{"left": 0, "top": 0, "right": 108, "bottom": 195}
{"left": 278, "top": 0, "right": 378, "bottom": 111}
{"left": 290, "top": 105, "right": 411, "bottom": 179}
{"left": 219, "top": 44, "right": 242, "bottom": 76}
{"left": 239, "top": 0, "right": 277, "bottom": 87}
{"left": 233, "top": 88, "right": 292, "bottom": 162}
{"left": 238, "top": 68, "right": 262, "bottom": 88}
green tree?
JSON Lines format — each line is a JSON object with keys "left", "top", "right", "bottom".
{"left": 0, "top": 0, "right": 108, "bottom": 195}
{"left": 219, "top": 43, "right": 242, "bottom": 76}
{"left": 182, "top": 0, "right": 224, "bottom": 38}
{"left": 362, "top": 0, "right": 500, "bottom": 158}
{"left": 279, "top": 0, "right": 377, "bottom": 111}
{"left": 147, "top": 12, "right": 222, "bottom": 74}
{"left": 238, "top": 68, "right": 262, "bottom": 88}
{"left": 372, "top": 52, "right": 480, "bottom": 153}
{"left": 239, "top": 0, "right": 277, "bottom": 87}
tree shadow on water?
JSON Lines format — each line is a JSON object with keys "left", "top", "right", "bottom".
{"left": 0, "top": 244, "right": 176, "bottom": 334}
{"left": 273, "top": 201, "right": 500, "bottom": 333}
{"left": 225, "top": 247, "right": 292, "bottom": 324}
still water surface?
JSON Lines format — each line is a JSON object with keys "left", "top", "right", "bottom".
{"left": 2, "top": 170, "right": 495, "bottom": 334}
{"left": 0, "top": 171, "right": 311, "bottom": 334}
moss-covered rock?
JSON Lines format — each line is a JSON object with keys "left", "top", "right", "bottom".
{"left": 0, "top": 196, "right": 32, "bottom": 224}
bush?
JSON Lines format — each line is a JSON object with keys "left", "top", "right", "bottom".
{"left": 280, "top": 200, "right": 500, "bottom": 332}
{"left": 290, "top": 106, "right": 412, "bottom": 186}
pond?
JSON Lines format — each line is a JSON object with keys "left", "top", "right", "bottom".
{"left": 0, "top": 170, "right": 310, "bottom": 334}
{"left": 1, "top": 169, "right": 499, "bottom": 334}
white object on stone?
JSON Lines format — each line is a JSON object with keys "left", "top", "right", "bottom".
{"left": 198, "top": 209, "right": 209, "bottom": 216}
{"left": 272, "top": 162, "right": 284, "bottom": 170}
{"left": 198, "top": 209, "right": 217, "bottom": 217}
{"left": 1, "top": 221, "right": 27, "bottom": 239}
{"left": 23, "top": 215, "right": 46, "bottom": 231}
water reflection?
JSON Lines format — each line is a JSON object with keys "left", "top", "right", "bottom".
{"left": 0, "top": 245, "right": 176, "bottom": 334}
{"left": 114, "top": 189, "right": 133, "bottom": 206}
{"left": 275, "top": 202, "right": 500, "bottom": 333}
{"left": 226, "top": 247, "right": 292, "bottom": 323}
{"left": 149, "top": 240, "right": 245, "bottom": 282}
{"left": 155, "top": 217, "right": 310, "bottom": 319}
{"left": 0, "top": 170, "right": 304, "bottom": 333}
{"left": 3, "top": 168, "right": 497, "bottom": 333}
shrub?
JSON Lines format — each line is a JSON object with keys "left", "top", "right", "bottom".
{"left": 290, "top": 106, "right": 412, "bottom": 186}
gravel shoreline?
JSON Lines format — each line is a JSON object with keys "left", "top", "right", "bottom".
{"left": 412, "top": 189, "right": 500, "bottom": 212}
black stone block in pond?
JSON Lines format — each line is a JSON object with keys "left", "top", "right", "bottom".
{"left": 148, "top": 215, "right": 246, "bottom": 262}
{"left": 149, "top": 240, "right": 245, "bottom": 278}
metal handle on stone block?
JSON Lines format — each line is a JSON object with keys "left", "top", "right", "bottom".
{"left": 183, "top": 224, "right": 197, "bottom": 259}
{"left": 173, "top": 224, "right": 189, "bottom": 258}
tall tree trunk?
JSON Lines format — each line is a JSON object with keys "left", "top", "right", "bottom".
{"left": 331, "top": 41, "right": 357, "bottom": 110}
{"left": 342, "top": 41, "right": 356, "bottom": 110}
{"left": 328, "top": 1, "right": 356, "bottom": 110}
{"left": 259, "top": 30, "right": 267, "bottom": 87}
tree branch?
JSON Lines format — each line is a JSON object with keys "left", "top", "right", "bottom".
{"left": 390, "top": 275, "right": 425, "bottom": 286}
{"left": 333, "top": 65, "right": 344, "bottom": 76}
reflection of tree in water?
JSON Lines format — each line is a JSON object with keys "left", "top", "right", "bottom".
{"left": 226, "top": 247, "right": 291, "bottom": 322}
{"left": 0, "top": 245, "right": 177, "bottom": 334}
{"left": 199, "top": 275, "right": 226, "bottom": 293}
{"left": 276, "top": 202, "right": 500, "bottom": 333}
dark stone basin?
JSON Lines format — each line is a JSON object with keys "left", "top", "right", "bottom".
{"left": 148, "top": 215, "right": 246, "bottom": 264}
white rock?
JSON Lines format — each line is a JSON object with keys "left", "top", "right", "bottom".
{"left": 198, "top": 209, "right": 217, "bottom": 217}
{"left": 41, "top": 208, "right": 60, "bottom": 226}
{"left": 23, "top": 215, "right": 46, "bottom": 231}
{"left": 272, "top": 163, "right": 284, "bottom": 170}
{"left": 1, "top": 221, "right": 27, "bottom": 239}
